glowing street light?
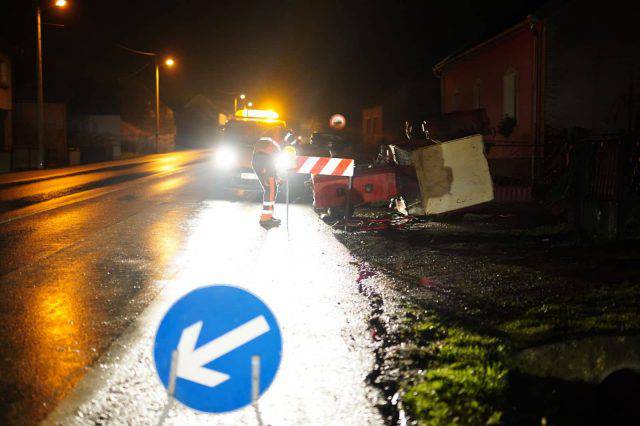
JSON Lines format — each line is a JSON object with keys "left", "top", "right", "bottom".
{"left": 35, "top": 0, "right": 69, "bottom": 169}
{"left": 118, "top": 44, "right": 177, "bottom": 153}
{"left": 234, "top": 93, "right": 247, "bottom": 112}
{"left": 153, "top": 57, "right": 178, "bottom": 152}
{"left": 247, "top": 101, "right": 253, "bottom": 107}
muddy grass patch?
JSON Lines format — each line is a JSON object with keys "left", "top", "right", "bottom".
{"left": 396, "top": 308, "right": 508, "bottom": 425}
{"left": 337, "top": 212, "right": 640, "bottom": 424}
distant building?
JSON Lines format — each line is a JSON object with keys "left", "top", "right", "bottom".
{"left": 362, "top": 79, "right": 441, "bottom": 153}
{"left": 176, "top": 94, "right": 231, "bottom": 148}
{"left": 12, "top": 102, "right": 67, "bottom": 169}
{"left": 69, "top": 114, "right": 122, "bottom": 163}
{"left": 0, "top": 50, "right": 12, "bottom": 171}
{"left": 362, "top": 105, "right": 384, "bottom": 149}
{"left": 120, "top": 80, "right": 176, "bottom": 153}
{"left": 433, "top": 1, "right": 639, "bottom": 185}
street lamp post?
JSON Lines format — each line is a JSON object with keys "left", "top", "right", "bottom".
{"left": 234, "top": 93, "right": 246, "bottom": 113}
{"left": 36, "top": 4, "right": 45, "bottom": 168}
{"left": 35, "top": 0, "right": 67, "bottom": 169}
{"left": 155, "top": 58, "right": 160, "bottom": 153}
{"left": 118, "top": 44, "right": 174, "bottom": 154}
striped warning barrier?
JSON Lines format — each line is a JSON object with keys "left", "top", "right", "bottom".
{"left": 293, "top": 156, "right": 354, "bottom": 177}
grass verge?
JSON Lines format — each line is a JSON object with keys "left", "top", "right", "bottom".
{"left": 396, "top": 308, "right": 509, "bottom": 425}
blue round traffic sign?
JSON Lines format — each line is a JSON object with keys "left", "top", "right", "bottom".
{"left": 154, "top": 285, "right": 282, "bottom": 413}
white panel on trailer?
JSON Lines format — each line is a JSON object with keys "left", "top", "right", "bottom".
{"left": 411, "top": 134, "right": 494, "bottom": 214}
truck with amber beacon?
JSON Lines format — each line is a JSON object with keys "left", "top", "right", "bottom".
{"left": 213, "top": 108, "right": 286, "bottom": 196}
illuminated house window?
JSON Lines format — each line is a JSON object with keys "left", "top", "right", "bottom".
{"left": 473, "top": 78, "right": 482, "bottom": 109}
{"left": 503, "top": 68, "right": 517, "bottom": 119}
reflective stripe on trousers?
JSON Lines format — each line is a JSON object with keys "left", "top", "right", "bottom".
{"left": 252, "top": 152, "right": 278, "bottom": 222}
{"left": 260, "top": 182, "right": 276, "bottom": 221}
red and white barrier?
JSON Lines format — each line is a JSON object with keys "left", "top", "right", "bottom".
{"left": 293, "top": 156, "right": 354, "bottom": 177}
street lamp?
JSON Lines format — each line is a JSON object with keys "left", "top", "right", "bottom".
{"left": 152, "top": 57, "right": 176, "bottom": 153}
{"left": 247, "top": 102, "right": 253, "bottom": 108}
{"left": 118, "top": 44, "right": 175, "bottom": 153}
{"left": 234, "top": 93, "right": 246, "bottom": 113}
{"left": 36, "top": 0, "right": 67, "bottom": 169}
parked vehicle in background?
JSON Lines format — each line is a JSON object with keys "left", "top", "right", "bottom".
{"left": 309, "top": 131, "right": 352, "bottom": 158}
{"left": 213, "top": 109, "right": 286, "bottom": 197}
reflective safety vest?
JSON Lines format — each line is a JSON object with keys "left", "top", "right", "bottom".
{"left": 254, "top": 137, "right": 281, "bottom": 155}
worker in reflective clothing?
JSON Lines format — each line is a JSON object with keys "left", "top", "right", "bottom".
{"left": 252, "top": 128, "right": 284, "bottom": 229}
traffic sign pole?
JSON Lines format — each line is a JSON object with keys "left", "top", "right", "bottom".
{"left": 252, "top": 355, "right": 260, "bottom": 405}
{"left": 168, "top": 350, "right": 178, "bottom": 397}
{"left": 344, "top": 176, "right": 353, "bottom": 231}
{"left": 285, "top": 173, "right": 290, "bottom": 232}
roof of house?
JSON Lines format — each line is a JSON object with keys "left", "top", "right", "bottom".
{"left": 432, "top": 0, "right": 574, "bottom": 75}
{"left": 433, "top": 16, "right": 537, "bottom": 75}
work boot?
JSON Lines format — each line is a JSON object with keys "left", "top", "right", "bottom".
{"left": 259, "top": 217, "right": 281, "bottom": 229}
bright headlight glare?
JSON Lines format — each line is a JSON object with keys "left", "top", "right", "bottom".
{"left": 215, "top": 146, "right": 236, "bottom": 169}
{"left": 275, "top": 149, "right": 296, "bottom": 172}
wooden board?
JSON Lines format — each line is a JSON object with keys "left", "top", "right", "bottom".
{"left": 411, "top": 134, "right": 494, "bottom": 214}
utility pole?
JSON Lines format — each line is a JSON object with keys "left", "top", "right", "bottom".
{"left": 36, "top": 4, "right": 45, "bottom": 169}
{"left": 34, "top": 0, "right": 67, "bottom": 168}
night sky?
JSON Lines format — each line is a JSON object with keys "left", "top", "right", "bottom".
{"left": 2, "top": 0, "right": 550, "bottom": 122}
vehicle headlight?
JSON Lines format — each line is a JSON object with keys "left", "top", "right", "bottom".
{"left": 275, "top": 146, "right": 297, "bottom": 172}
{"left": 215, "top": 145, "right": 236, "bottom": 170}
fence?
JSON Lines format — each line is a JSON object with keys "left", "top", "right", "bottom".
{"left": 543, "top": 129, "right": 640, "bottom": 238}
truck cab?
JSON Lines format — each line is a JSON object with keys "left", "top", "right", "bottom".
{"left": 213, "top": 109, "right": 286, "bottom": 195}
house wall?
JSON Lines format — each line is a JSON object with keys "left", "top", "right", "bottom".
{"left": 0, "top": 52, "right": 12, "bottom": 157}
{"left": 69, "top": 114, "right": 122, "bottom": 162}
{"left": 544, "top": 2, "right": 640, "bottom": 134}
{"left": 13, "top": 102, "right": 67, "bottom": 167}
{"left": 439, "top": 22, "right": 542, "bottom": 182}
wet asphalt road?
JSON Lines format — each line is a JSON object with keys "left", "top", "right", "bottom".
{"left": 0, "top": 151, "right": 382, "bottom": 425}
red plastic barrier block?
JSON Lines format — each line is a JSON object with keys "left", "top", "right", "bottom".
{"left": 312, "top": 167, "right": 398, "bottom": 209}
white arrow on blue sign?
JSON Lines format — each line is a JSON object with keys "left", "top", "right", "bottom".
{"left": 154, "top": 285, "right": 283, "bottom": 413}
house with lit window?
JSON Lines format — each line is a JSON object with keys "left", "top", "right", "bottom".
{"left": 433, "top": 1, "right": 639, "bottom": 191}
{"left": 433, "top": 16, "right": 544, "bottom": 186}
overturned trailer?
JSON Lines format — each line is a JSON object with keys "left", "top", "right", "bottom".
{"left": 411, "top": 134, "right": 494, "bottom": 214}
{"left": 309, "top": 134, "right": 494, "bottom": 220}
